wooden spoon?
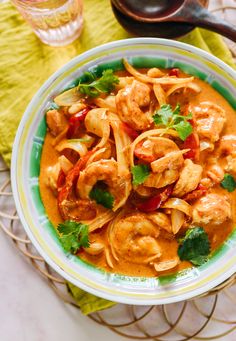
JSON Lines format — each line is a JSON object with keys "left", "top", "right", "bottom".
{"left": 111, "top": 0, "right": 236, "bottom": 42}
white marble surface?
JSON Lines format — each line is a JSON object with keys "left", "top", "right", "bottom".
{"left": 1, "top": 1, "right": 236, "bottom": 340}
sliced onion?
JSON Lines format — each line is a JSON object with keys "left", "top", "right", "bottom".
{"left": 84, "top": 108, "right": 110, "bottom": 148}
{"left": 54, "top": 87, "right": 83, "bottom": 106}
{"left": 166, "top": 82, "right": 201, "bottom": 97}
{"left": 56, "top": 139, "right": 88, "bottom": 157}
{"left": 153, "top": 258, "right": 179, "bottom": 272}
{"left": 84, "top": 242, "right": 104, "bottom": 255}
{"left": 171, "top": 209, "right": 185, "bottom": 234}
{"left": 123, "top": 59, "right": 194, "bottom": 85}
{"left": 107, "top": 209, "right": 126, "bottom": 261}
{"left": 93, "top": 96, "right": 117, "bottom": 113}
{"left": 123, "top": 59, "right": 165, "bottom": 78}
{"left": 109, "top": 112, "right": 132, "bottom": 174}
{"left": 86, "top": 144, "right": 111, "bottom": 165}
{"left": 162, "top": 198, "right": 192, "bottom": 217}
{"left": 105, "top": 248, "right": 114, "bottom": 268}
{"left": 58, "top": 155, "right": 73, "bottom": 174}
{"left": 153, "top": 84, "right": 167, "bottom": 106}
{"left": 83, "top": 209, "right": 116, "bottom": 232}
{"left": 200, "top": 140, "right": 214, "bottom": 152}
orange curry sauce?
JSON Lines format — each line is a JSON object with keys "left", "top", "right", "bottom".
{"left": 39, "top": 70, "right": 236, "bottom": 277}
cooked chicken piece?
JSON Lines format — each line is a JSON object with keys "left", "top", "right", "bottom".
{"left": 173, "top": 159, "right": 202, "bottom": 197}
{"left": 192, "top": 193, "right": 231, "bottom": 225}
{"left": 191, "top": 102, "right": 226, "bottom": 143}
{"left": 46, "top": 109, "right": 66, "bottom": 137}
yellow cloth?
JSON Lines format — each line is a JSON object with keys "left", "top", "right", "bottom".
{"left": 0, "top": 0, "right": 235, "bottom": 314}
{"left": 0, "top": 0, "right": 235, "bottom": 167}
{"left": 67, "top": 282, "right": 116, "bottom": 315}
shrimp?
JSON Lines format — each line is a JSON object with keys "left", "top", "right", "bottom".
{"left": 108, "top": 213, "right": 161, "bottom": 264}
{"left": 46, "top": 109, "right": 67, "bottom": 137}
{"left": 218, "top": 135, "right": 236, "bottom": 175}
{"left": 190, "top": 101, "right": 226, "bottom": 143}
{"left": 192, "top": 193, "right": 231, "bottom": 225}
{"left": 116, "top": 80, "right": 151, "bottom": 130}
{"left": 108, "top": 212, "right": 179, "bottom": 272}
{"left": 173, "top": 159, "right": 203, "bottom": 197}
{"left": 77, "top": 159, "right": 131, "bottom": 211}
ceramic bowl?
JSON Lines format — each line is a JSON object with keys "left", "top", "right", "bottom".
{"left": 11, "top": 38, "right": 236, "bottom": 305}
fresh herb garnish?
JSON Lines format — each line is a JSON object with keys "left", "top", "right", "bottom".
{"left": 153, "top": 104, "right": 193, "bottom": 141}
{"left": 178, "top": 227, "right": 210, "bottom": 266}
{"left": 220, "top": 174, "right": 236, "bottom": 192}
{"left": 57, "top": 221, "right": 90, "bottom": 254}
{"left": 78, "top": 69, "right": 119, "bottom": 97}
{"left": 90, "top": 187, "right": 114, "bottom": 209}
{"left": 131, "top": 164, "right": 150, "bottom": 186}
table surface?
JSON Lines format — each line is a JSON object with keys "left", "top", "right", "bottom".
{"left": 1, "top": 0, "right": 236, "bottom": 340}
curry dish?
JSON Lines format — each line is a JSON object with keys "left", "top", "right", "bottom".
{"left": 39, "top": 60, "right": 236, "bottom": 277}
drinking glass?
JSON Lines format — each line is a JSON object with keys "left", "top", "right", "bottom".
{"left": 11, "top": 0, "right": 83, "bottom": 46}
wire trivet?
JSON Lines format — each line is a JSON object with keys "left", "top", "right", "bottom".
{"left": 1, "top": 164, "right": 236, "bottom": 341}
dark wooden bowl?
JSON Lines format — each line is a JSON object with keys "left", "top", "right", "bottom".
{"left": 111, "top": 0, "right": 209, "bottom": 39}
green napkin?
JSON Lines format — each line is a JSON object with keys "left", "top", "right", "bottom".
{"left": 0, "top": 0, "right": 235, "bottom": 314}
{"left": 67, "top": 283, "right": 116, "bottom": 315}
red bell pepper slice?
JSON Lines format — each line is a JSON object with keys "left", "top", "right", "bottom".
{"left": 137, "top": 185, "right": 173, "bottom": 212}
{"left": 66, "top": 107, "right": 91, "bottom": 138}
{"left": 182, "top": 133, "right": 200, "bottom": 161}
{"left": 169, "top": 68, "right": 180, "bottom": 77}
{"left": 57, "top": 169, "right": 66, "bottom": 190}
{"left": 122, "top": 122, "right": 139, "bottom": 140}
{"left": 183, "top": 184, "right": 207, "bottom": 202}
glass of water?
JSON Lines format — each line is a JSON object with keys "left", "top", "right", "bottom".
{"left": 11, "top": 0, "right": 83, "bottom": 46}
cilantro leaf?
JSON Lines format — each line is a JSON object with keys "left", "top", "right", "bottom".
{"left": 79, "top": 69, "right": 119, "bottom": 98}
{"left": 174, "top": 120, "right": 193, "bottom": 141}
{"left": 90, "top": 187, "right": 114, "bottom": 209}
{"left": 178, "top": 227, "right": 210, "bottom": 266}
{"left": 58, "top": 221, "right": 90, "bottom": 254}
{"left": 153, "top": 104, "right": 174, "bottom": 125}
{"left": 220, "top": 174, "right": 236, "bottom": 192}
{"left": 131, "top": 164, "right": 150, "bottom": 186}
{"left": 153, "top": 104, "right": 192, "bottom": 141}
